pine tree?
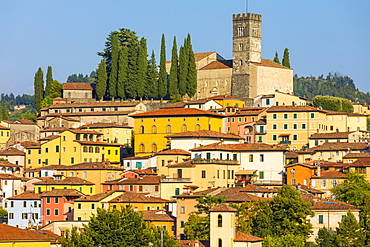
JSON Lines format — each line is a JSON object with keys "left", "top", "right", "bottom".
{"left": 33, "top": 67, "right": 44, "bottom": 112}
{"left": 316, "top": 227, "right": 337, "bottom": 247}
{"left": 360, "top": 194, "right": 370, "bottom": 245}
{"left": 137, "top": 37, "right": 148, "bottom": 98}
{"left": 96, "top": 59, "right": 107, "bottom": 101}
{"left": 282, "top": 48, "right": 291, "bottom": 68}
{"left": 117, "top": 46, "right": 128, "bottom": 100}
{"left": 108, "top": 34, "right": 119, "bottom": 100}
{"left": 273, "top": 52, "right": 280, "bottom": 64}
{"left": 186, "top": 34, "right": 197, "bottom": 98}
{"left": 45, "top": 66, "right": 53, "bottom": 97}
{"left": 0, "top": 104, "right": 8, "bottom": 121}
{"left": 146, "top": 50, "right": 158, "bottom": 98}
{"left": 178, "top": 44, "right": 188, "bottom": 97}
{"left": 158, "top": 34, "right": 167, "bottom": 99}
{"left": 169, "top": 36, "right": 179, "bottom": 98}
{"left": 336, "top": 210, "right": 365, "bottom": 246}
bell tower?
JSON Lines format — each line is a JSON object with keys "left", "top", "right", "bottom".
{"left": 231, "top": 13, "right": 262, "bottom": 99}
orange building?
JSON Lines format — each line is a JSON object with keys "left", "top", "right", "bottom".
{"left": 285, "top": 163, "right": 317, "bottom": 187}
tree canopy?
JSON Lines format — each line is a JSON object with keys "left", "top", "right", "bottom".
{"left": 313, "top": 95, "right": 354, "bottom": 113}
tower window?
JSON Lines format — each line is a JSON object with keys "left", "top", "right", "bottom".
{"left": 218, "top": 214, "right": 223, "bottom": 227}
{"left": 239, "top": 43, "right": 244, "bottom": 51}
{"left": 238, "top": 27, "right": 245, "bottom": 36}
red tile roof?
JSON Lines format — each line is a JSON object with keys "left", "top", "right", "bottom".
{"left": 349, "top": 158, "right": 370, "bottom": 167}
{"left": 0, "top": 125, "right": 10, "bottom": 130}
{"left": 8, "top": 191, "right": 42, "bottom": 200}
{"left": 109, "top": 192, "right": 170, "bottom": 203}
{"left": 55, "top": 162, "right": 124, "bottom": 171}
{"left": 131, "top": 108, "right": 225, "bottom": 118}
{"left": 311, "top": 200, "right": 357, "bottom": 211}
{"left": 240, "top": 184, "right": 277, "bottom": 193}
{"left": 155, "top": 149, "right": 191, "bottom": 156}
{"left": 0, "top": 174, "right": 23, "bottom": 180}
{"left": 314, "top": 142, "right": 369, "bottom": 151}
{"left": 74, "top": 190, "right": 124, "bottom": 202}
{"left": 178, "top": 240, "right": 207, "bottom": 247}
{"left": 39, "top": 135, "right": 60, "bottom": 141}
{"left": 20, "top": 141, "right": 41, "bottom": 149}
{"left": 66, "top": 129, "right": 102, "bottom": 135}
{"left": 143, "top": 210, "right": 175, "bottom": 222}
{"left": 79, "top": 122, "right": 132, "bottom": 129}
{"left": 200, "top": 60, "right": 232, "bottom": 70}
{"left": 62, "top": 83, "right": 94, "bottom": 90}
{"left": 166, "top": 160, "right": 193, "bottom": 168}
{"left": 234, "top": 231, "right": 264, "bottom": 242}
{"left": 46, "top": 101, "right": 141, "bottom": 109}
{"left": 266, "top": 105, "right": 323, "bottom": 113}
{"left": 34, "top": 177, "right": 95, "bottom": 185}
{"left": 251, "top": 58, "right": 290, "bottom": 70}
{"left": 14, "top": 118, "right": 36, "bottom": 125}
{"left": 309, "top": 132, "right": 354, "bottom": 139}
{"left": 312, "top": 171, "right": 346, "bottom": 178}
{"left": 161, "top": 102, "right": 186, "bottom": 109}
{"left": 190, "top": 142, "right": 286, "bottom": 152}
{"left": 0, "top": 160, "right": 22, "bottom": 168}
{"left": 103, "top": 176, "right": 160, "bottom": 185}
{"left": 40, "top": 127, "right": 69, "bottom": 132}
{"left": 194, "top": 52, "right": 216, "bottom": 61}
{"left": 40, "top": 189, "right": 84, "bottom": 197}
{"left": 74, "top": 140, "right": 122, "bottom": 146}
{"left": 166, "top": 130, "right": 243, "bottom": 140}
{"left": 209, "top": 203, "right": 237, "bottom": 212}
{"left": 343, "top": 152, "right": 370, "bottom": 159}
{"left": 0, "top": 224, "right": 60, "bottom": 241}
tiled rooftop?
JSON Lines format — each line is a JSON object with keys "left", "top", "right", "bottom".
{"left": 234, "top": 231, "right": 264, "bottom": 242}
{"left": 311, "top": 171, "right": 346, "bottom": 178}
{"left": 209, "top": 203, "right": 237, "bottom": 212}
{"left": 34, "top": 177, "right": 95, "bottom": 185}
{"left": 349, "top": 158, "right": 370, "bottom": 167}
{"left": 251, "top": 58, "right": 290, "bottom": 70}
{"left": 155, "top": 149, "right": 191, "bottom": 156}
{"left": 8, "top": 191, "right": 42, "bottom": 200}
{"left": 79, "top": 122, "right": 132, "bottom": 129}
{"left": 200, "top": 60, "right": 232, "bottom": 70}
{"left": 266, "top": 105, "right": 323, "bottom": 113}
{"left": 311, "top": 200, "right": 357, "bottom": 211}
{"left": 103, "top": 176, "right": 160, "bottom": 185}
{"left": 166, "top": 130, "right": 243, "bottom": 139}
{"left": 190, "top": 142, "right": 286, "bottom": 152}
{"left": 0, "top": 160, "right": 23, "bottom": 168}
{"left": 62, "top": 83, "right": 93, "bottom": 90}
{"left": 109, "top": 192, "right": 170, "bottom": 203}
{"left": 40, "top": 189, "right": 84, "bottom": 197}
{"left": 0, "top": 224, "right": 60, "bottom": 241}
{"left": 143, "top": 210, "right": 175, "bottom": 221}
{"left": 131, "top": 108, "right": 225, "bottom": 118}
{"left": 309, "top": 132, "right": 354, "bottom": 139}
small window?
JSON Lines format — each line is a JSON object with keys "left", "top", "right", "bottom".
{"left": 293, "top": 113, "right": 298, "bottom": 119}
{"left": 272, "top": 135, "right": 277, "bottom": 141}
{"left": 180, "top": 206, "right": 185, "bottom": 214}
{"left": 201, "top": 170, "right": 206, "bottom": 178}
{"left": 273, "top": 114, "right": 277, "bottom": 119}
{"left": 260, "top": 154, "right": 264, "bottom": 162}
{"left": 310, "top": 113, "right": 315, "bottom": 118}
{"left": 302, "top": 123, "right": 306, "bottom": 129}
{"left": 259, "top": 171, "right": 264, "bottom": 179}
{"left": 273, "top": 124, "right": 277, "bottom": 129}
{"left": 293, "top": 124, "right": 297, "bottom": 129}
{"left": 249, "top": 154, "right": 253, "bottom": 162}
{"left": 284, "top": 114, "right": 288, "bottom": 119}
{"left": 91, "top": 204, "right": 95, "bottom": 209}
{"left": 217, "top": 214, "right": 223, "bottom": 227}
{"left": 283, "top": 124, "right": 288, "bottom": 129}
{"left": 54, "top": 209, "right": 59, "bottom": 216}
{"left": 318, "top": 215, "right": 324, "bottom": 224}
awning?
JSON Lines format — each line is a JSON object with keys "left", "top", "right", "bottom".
{"left": 235, "top": 170, "right": 256, "bottom": 175}
{"left": 279, "top": 134, "right": 291, "bottom": 137}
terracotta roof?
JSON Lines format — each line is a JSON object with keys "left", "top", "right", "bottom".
{"left": 178, "top": 240, "right": 207, "bottom": 247}
{"left": 109, "top": 192, "right": 170, "bottom": 203}
{"left": 41, "top": 111, "right": 136, "bottom": 118}
{"left": 39, "top": 164, "right": 69, "bottom": 170}
{"left": 40, "top": 127, "right": 69, "bottom": 132}
{"left": 312, "top": 171, "right": 346, "bottom": 178}
{"left": 234, "top": 231, "right": 264, "bottom": 242}
{"left": 166, "top": 130, "right": 243, "bottom": 140}
{"left": 349, "top": 158, "right": 370, "bottom": 167}
{"left": 79, "top": 122, "right": 132, "bottom": 129}
{"left": 285, "top": 151, "right": 298, "bottom": 159}
{"left": 200, "top": 60, "right": 232, "bottom": 70}
{"left": 239, "top": 184, "right": 277, "bottom": 193}
{"left": 124, "top": 169, "right": 157, "bottom": 175}
{"left": 322, "top": 109, "right": 367, "bottom": 116}
{"left": 309, "top": 132, "right": 354, "bottom": 139}
{"left": 0, "top": 125, "right": 10, "bottom": 130}
{"left": 40, "top": 189, "right": 84, "bottom": 197}
{"left": 161, "top": 102, "right": 186, "bottom": 109}
{"left": 55, "top": 162, "right": 124, "bottom": 171}
{"left": 103, "top": 176, "right": 160, "bottom": 185}
{"left": 0, "top": 224, "right": 60, "bottom": 241}
{"left": 143, "top": 210, "right": 175, "bottom": 222}
{"left": 122, "top": 156, "right": 152, "bottom": 160}
{"left": 314, "top": 142, "right": 369, "bottom": 151}
{"left": 229, "top": 110, "right": 265, "bottom": 117}
{"left": 74, "top": 190, "right": 123, "bottom": 202}
{"left": 216, "top": 187, "right": 271, "bottom": 202}
{"left": 266, "top": 105, "right": 323, "bottom": 113}
{"left": 14, "top": 118, "right": 35, "bottom": 125}
{"left": 194, "top": 52, "right": 216, "bottom": 61}
{"left": 66, "top": 129, "right": 102, "bottom": 135}
{"left": 0, "top": 160, "right": 22, "bottom": 168}
{"left": 0, "top": 174, "right": 23, "bottom": 180}
{"left": 207, "top": 95, "right": 246, "bottom": 101}
{"left": 319, "top": 161, "right": 349, "bottom": 169}
{"left": 166, "top": 160, "right": 193, "bottom": 168}
{"left": 62, "top": 83, "right": 93, "bottom": 90}
{"left": 39, "top": 135, "right": 60, "bottom": 141}
{"left": 131, "top": 108, "right": 225, "bottom": 118}
{"left": 190, "top": 142, "right": 286, "bottom": 152}
{"left": 173, "top": 187, "right": 222, "bottom": 198}
{"left": 46, "top": 101, "right": 141, "bottom": 109}
{"left": 251, "top": 58, "right": 290, "bottom": 69}
{"left": 155, "top": 149, "right": 191, "bottom": 156}
{"left": 8, "top": 191, "right": 42, "bottom": 200}
{"left": 34, "top": 177, "right": 95, "bottom": 185}
{"left": 311, "top": 201, "right": 357, "bottom": 211}
{"left": 74, "top": 140, "right": 122, "bottom": 146}
{"left": 343, "top": 152, "right": 370, "bottom": 159}
{"left": 209, "top": 203, "right": 237, "bottom": 212}
{"left": 19, "top": 141, "right": 40, "bottom": 149}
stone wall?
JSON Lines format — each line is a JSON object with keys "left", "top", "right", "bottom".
{"left": 196, "top": 68, "right": 232, "bottom": 99}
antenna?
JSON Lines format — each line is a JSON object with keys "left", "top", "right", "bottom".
{"left": 246, "top": 0, "right": 249, "bottom": 13}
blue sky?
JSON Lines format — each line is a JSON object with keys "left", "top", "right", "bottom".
{"left": 1, "top": 0, "right": 369, "bottom": 95}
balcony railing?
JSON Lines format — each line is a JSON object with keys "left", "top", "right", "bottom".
{"left": 279, "top": 141, "right": 291, "bottom": 145}
{"left": 161, "top": 178, "right": 192, "bottom": 183}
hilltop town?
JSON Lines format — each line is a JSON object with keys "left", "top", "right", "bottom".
{"left": 1, "top": 10, "right": 369, "bottom": 247}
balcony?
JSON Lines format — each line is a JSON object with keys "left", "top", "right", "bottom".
{"left": 253, "top": 180, "right": 283, "bottom": 186}
{"left": 279, "top": 141, "right": 291, "bottom": 145}
{"left": 161, "top": 178, "right": 192, "bottom": 183}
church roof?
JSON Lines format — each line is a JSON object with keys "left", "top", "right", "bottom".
{"left": 62, "top": 83, "right": 93, "bottom": 90}
{"left": 251, "top": 59, "right": 290, "bottom": 69}
{"left": 200, "top": 60, "right": 232, "bottom": 70}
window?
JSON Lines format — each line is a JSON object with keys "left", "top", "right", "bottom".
{"left": 180, "top": 206, "right": 185, "bottom": 214}
{"left": 293, "top": 123, "right": 298, "bottom": 129}
{"left": 152, "top": 143, "right": 158, "bottom": 153}
{"left": 272, "top": 124, "right": 277, "bottom": 129}
{"left": 293, "top": 134, "right": 298, "bottom": 141}
{"left": 304, "top": 179, "right": 308, "bottom": 185}
{"left": 34, "top": 201, "right": 38, "bottom": 208}
{"left": 266, "top": 98, "right": 270, "bottom": 105}
{"left": 33, "top": 213, "right": 39, "bottom": 220}
{"left": 55, "top": 209, "right": 59, "bottom": 216}
{"left": 23, "top": 201, "right": 27, "bottom": 207}
{"left": 9, "top": 213, "right": 14, "bottom": 219}
{"left": 129, "top": 185, "right": 134, "bottom": 191}
{"left": 91, "top": 204, "right": 95, "bottom": 209}
{"left": 195, "top": 124, "right": 201, "bottom": 131}
{"left": 272, "top": 135, "right": 277, "bottom": 141}
{"left": 181, "top": 124, "right": 187, "bottom": 132}
{"left": 77, "top": 217, "right": 82, "bottom": 221}
{"left": 177, "top": 169, "right": 182, "bottom": 178}
{"left": 218, "top": 238, "right": 223, "bottom": 247}
{"left": 284, "top": 114, "right": 288, "bottom": 119}
{"left": 28, "top": 150, "right": 31, "bottom": 155}
{"left": 322, "top": 179, "right": 327, "bottom": 188}
{"left": 155, "top": 185, "right": 159, "bottom": 192}
{"left": 151, "top": 125, "right": 157, "bottom": 134}
{"left": 238, "top": 117, "right": 242, "bottom": 122}
{"left": 56, "top": 145, "right": 59, "bottom": 152}
{"left": 217, "top": 214, "right": 223, "bottom": 227}
{"left": 139, "top": 185, "right": 143, "bottom": 192}
{"left": 46, "top": 209, "right": 51, "bottom": 216}
{"left": 180, "top": 221, "right": 185, "bottom": 228}
{"left": 55, "top": 197, "right": 59, "bottom": 204}
{"left": 77, "top": 203, "right": 81, "bottom": 209}
{"left": 175, "top": 188, "right": 180, "bottom": 195}
{"left": 139, "top": 144, "right": 145, "bottom": 153}
{"left": 273, "top": 114, "right": 277, "bottom": 119}
{"left": 206, "top": 153, "right": 211, "bottom": 159}
{"left": 83, "top": 172, "right": 87, "bottom": 178}
{"left": 46, "top": 197, "right": 51, "bottom": 204}
{"left": 201, "top": 170, "right": 206, "bottom": 178}
{"left": 260, "top": 154, "right": 264, "bottom": 162}
{"left": 293, "top": 113, "right": 298, "bottom": 119}
{"left": 259, "top": 171, "right": 264, "bottom": 179}
{"left": 249, "top": 154, "right": 253, "bottom": 162}
{"left": 332, "top": 179, "right": 337, "bottom": 187}
{"left": 22, "top": 213, "right": 28, "bottom": 219}
{"left": 318, "top": 215, "right": 324, "bottom": 224}
{"left": 310, "top": 113, "right": 315, "bottom": 118}
{"left": 283, "top": 124, "right": 288, "bottom": 129}
{"left": 71, "top": 157, "right": 74, "bottom": 164}
{"left": 233, "top": 154, "right": 237, "bottom": 160}
{"left": 45, "top": 148, "right": 49, "bottom": 153}
{"left": 139, "top": 125, "right": 144, "bottom": 134}
{"left": 302, "top": 123, "right": 306, "bottom": 129}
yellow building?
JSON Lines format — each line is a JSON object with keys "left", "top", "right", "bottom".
{"left": 207, "top": 95, "right": 247, "bottom": 108}
{"left": 79, "top": 122, "right": 133, "bottom": 146}
{"left": 0, "top": 125, "right": 10, "bottom": 150}
{"left": 108, "top": 191, "right": 170, "bottom": 211}
{"left": 352, "top": 102, "right": 369, "bottom": 115}
{"left": 34, "top": 175, "right": 95, "bottom": 195}
{"left": 155, "top": 149, "right": 191, "bottom": 177}
{"left": 143, "top": 210, "right": 175, "bottom": 236}
{"left": 131, "top": 108, "right": 225, "bottom": 156}
{"left": 25, "top": 129, "right": 121, "bottom": 168}
{"left": 266, "top": 106, "right": 327, "bottom": 150}
{"left": 324, "top": 110, "right": 367, "bottom": 132}
{"left": 73, "top": 190, "right": 125, "bottom": 221}
{"left": 348, "top": 157, "right": 370, "bottom": 181}
{"left": 311, "top": 170, "right": 346, "bottom": 196}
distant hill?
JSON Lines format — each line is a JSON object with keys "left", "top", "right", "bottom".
{"left": 293, "top": 72, "right": 370, "bottom": 104}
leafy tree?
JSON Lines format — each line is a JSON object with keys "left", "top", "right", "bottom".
{"left": 117, "top": 46, "right": 128, "bottom": 100}
{"left": 146, "top": 50, "right": 158, "bottom": 98}
{"left": 251, "top": 200, "right": 273, "bottom": 238}
{"left": 169, "top": 36, "right": 179, "bottom": 97}
{"left": 96, "top": 59, "right": 107, "bottom": 101}
{"left": 62, "top": 207, "right": 178, "bottom": 247}
{"left": 33, "top": 67, "right": 44, "bottom": 112}
{"left": 360, "top": 194, "right": 370, "bottom": 245}
{"left": 313, "top": 95, "right": 354, "bottom": 113}
{"left": 316, "top": 227, "right": 338, "bottom": 247}
{"left": 194, "top": 194, "right": 226, "bottom": 215}
{"left": 0, "top": 208, "right": 7, "bottom": 218}
{"left": 282, "top": 48, "right": 291, "bottom": 68}
{"left": 20, "top": 112, "right": 36, "bottom": 122}
{"left": 336, "top": 210, "right": 365, "bottom": 246}
{"left": 45, "top": 66, "right": 53, "bottom": 97}
{"left": 186, "top": 34, "right": 197, "bottom": 98}
{"left": 158, "top": 34, "right": 167, "bottom": 99}
{"left": 137, "top": 37, "right": 148, "bottom": 98}
{"left": 40, "top": 80, "right": 62, "bottom": 108}
{"left": 263, "top": 234, "right": 305, "bottom": 247}
{"left": 273, "top": 52, "right": 280, "bottom": 64}
{"left": 331, "top": 172, "right": 370, "bottom": 207}
{"left": 270, "top": 185, "right": 313, "bottom": 239}
{"left": 108, "top": 34, "right": 119, "bottom": 99}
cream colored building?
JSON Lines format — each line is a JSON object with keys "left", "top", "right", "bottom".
{"left": 254, "top": 91, "right": 309, "bottom": 107}
{"left": 324, "top": 110, "right": 367, "bottom": 132}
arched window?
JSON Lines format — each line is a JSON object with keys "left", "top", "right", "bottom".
{"left": 218, "top": 238, "right": 222, "bottom": 247}
{"left": 152, "top": 143, "right": 158, "bottom": 153}
{"left": 218, "top": 214, "right": 223, "bottom": 227}
{"left": 181, "top": 124, "right": 187, "bottom": 132}
{"left": 83, "top": 134, "right": 88, "bottom": 141}
{"left": 89, "top": 147, "right": 93, "bottom": 153}
{"left": 195, "top": 124, "right": 201, "bottom": 131}
{"left": 83, "top": 146, "right": 88, "bottom": 153}
{"left": 166, "top": 125, "right": 172, "bottom": 134}
{"left": 139, "top": 144, "right": 145, "bottom": 153}
{"left": 95, "top": 147, "right": 100, "bottom": 153}
{"left": 151, "top": 125, "right": 157, "bottom": 134}
{"left": 68, "top": 92, "right": 71, "bottom": 98}
{"left": 139, "top": 125, "right": 145, "bottom": 134}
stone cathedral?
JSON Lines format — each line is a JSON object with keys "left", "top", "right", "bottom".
{"left": 167, "top": 12, "right": 293, "bottom": 100}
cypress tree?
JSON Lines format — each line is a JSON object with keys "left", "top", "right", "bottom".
{"left": 158, "top": 34, "right": 167, "bottom": 99}
{"left": 108, "top": 34, "right": 119, "bottom": 100}
{"left": 186, "top": 34, "right": 197, "bottom": 98}
{"left": 146, "top": 50, "right": 158, "bottom": 98}
{"left": 273, "top": 51, "right": 280, "bottom": 64}
{"left": 34, "top": 67, "right": 44, "bottom": 112}
{"left": 96, "top": 59, "right": 107, "bottom": 101}
{"left": 45, "top": 66, "right": 53, "bottom": 97}
{"left": 126, "top": 40, "right": 139, "bottom": 98}
{"left": 178, "top": 44, "right": 188, "bottom": 97}
{"left": 117, "top": 46, "right": 128, "bottom": 100}
{"left": 0, "top": 104, "right": 8, "bottom": 121}
{"left": 169, "top": 36, "right": 179, "bottom": 97}
{"left": 137, "top": 37, "right": 148, "bottom": 98}
{"left": 282, "top": 48, "right": 291, "bottom": 68}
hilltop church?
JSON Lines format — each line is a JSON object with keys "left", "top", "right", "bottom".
{"left": 167, "top": 12, "right": 293, "bottom": 100}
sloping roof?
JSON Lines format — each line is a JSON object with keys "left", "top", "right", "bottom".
{"left": 14, "top": 118, "right": 35, "bottom": 125}
{"left": 343, "top": 152, "right": 370, "bottom": 159}
{"left": 8, "top": 191, "right": 42, "bottom": 200}
{"left": 39, "top": 135, "right": 60, "bottom": 141}
{"left": 46, "top": 101, "right": 141, "bottom": 109}
{"left": 79, "top": 122, "right": 132, "bottom": 129}
{"left": 66, "top": 129, "right": 102, "bottom": 135}
{"left": 314, "top": 142, "right": 369, "bottom": 151}
{"left": 0, "top": 125, "right": 10, "bottom": 130}
{"left": 178, "top": 240, "right": 208, "bottom": 247}
{"left": 74, "top": 190, "right": 123, "bottom": 202}
{"left": 166, "top": 130, "right": 243, "bottom": 140}
{"left": 74, "top": 140, "right": 122, "bottom": 146}
{"left": 309, "top": 132, "right": 353, "bottom": 139}
{"left": 190, "top": 142, "right": 286, "bottom": 152}
{"left": 311, "top": 201, "right": 357, "bottom": 211}
{"left": 19, "top": 141, "right": 40, "bottom": 149}
{"left": 200, "top": 60, "right": 232, "bottom": 70}
{"left": 166, "top": 160, "right": 193, "bottom": 168}
{"left": 266, "top": 105, "right": 323, "bottom": 113}
{"left": 234, "top": 231, "right": 264, "bottom": 242}
{"left": 155, "top": 149, "right": 191, "bottom": 156}
{"left": 216, "top": 187, "right": 271, "bottom": 202}
{"left": 194, "top": 52, "right": 216, "bottom": 61}
{"left": 209, "top": 203, "right": 237, "bottom": 212}
{"left": 40, "top": 189, "right": 84, "bottom": 197}
{"left": 349, "top": 158, "right": 370, "bottom": 167}
{"left": 103, "top": 176, "right": 161, "bottom": 185}
{"left": 311, "top": 171, "right": 346, "bottom": 178}
{"left": 0, "top": 224, "right": 60, "bottom": 241}
{"left": 239, "top": 184, "right": 277, "bottom": 193}
{"left": 251, "top": 58, "right": 290, "bottom": 69}
{"left": 40, "top": 127, "right": 69, "bottom": 133}
{"left": 34, "top": 177, "right": 95, "bottom": 185}
{"left": 143, "top": 210, "right": 175, "bottom": 221}
{"left": 0, "top": 161, "right": 22, "bottom": 168}
{"left": 285, "top": 151, "right": 298, "bottom": 159}
{"left": 0, "top": 174, "right": 23, "bottom": 180}
{"left": 161, "top": 102, "right": 187, "bottom": 109}
{"left": 55, "top": 162, "right": 124, "bottom": 171}
{"left": 62, "top": 83, "right": 93, "bottom": 90}
{"left": 131, "top": 108, "right": 225, "bottom": 118}
{"left": 109, "top": 192, "right": 170, "bottom": 203}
